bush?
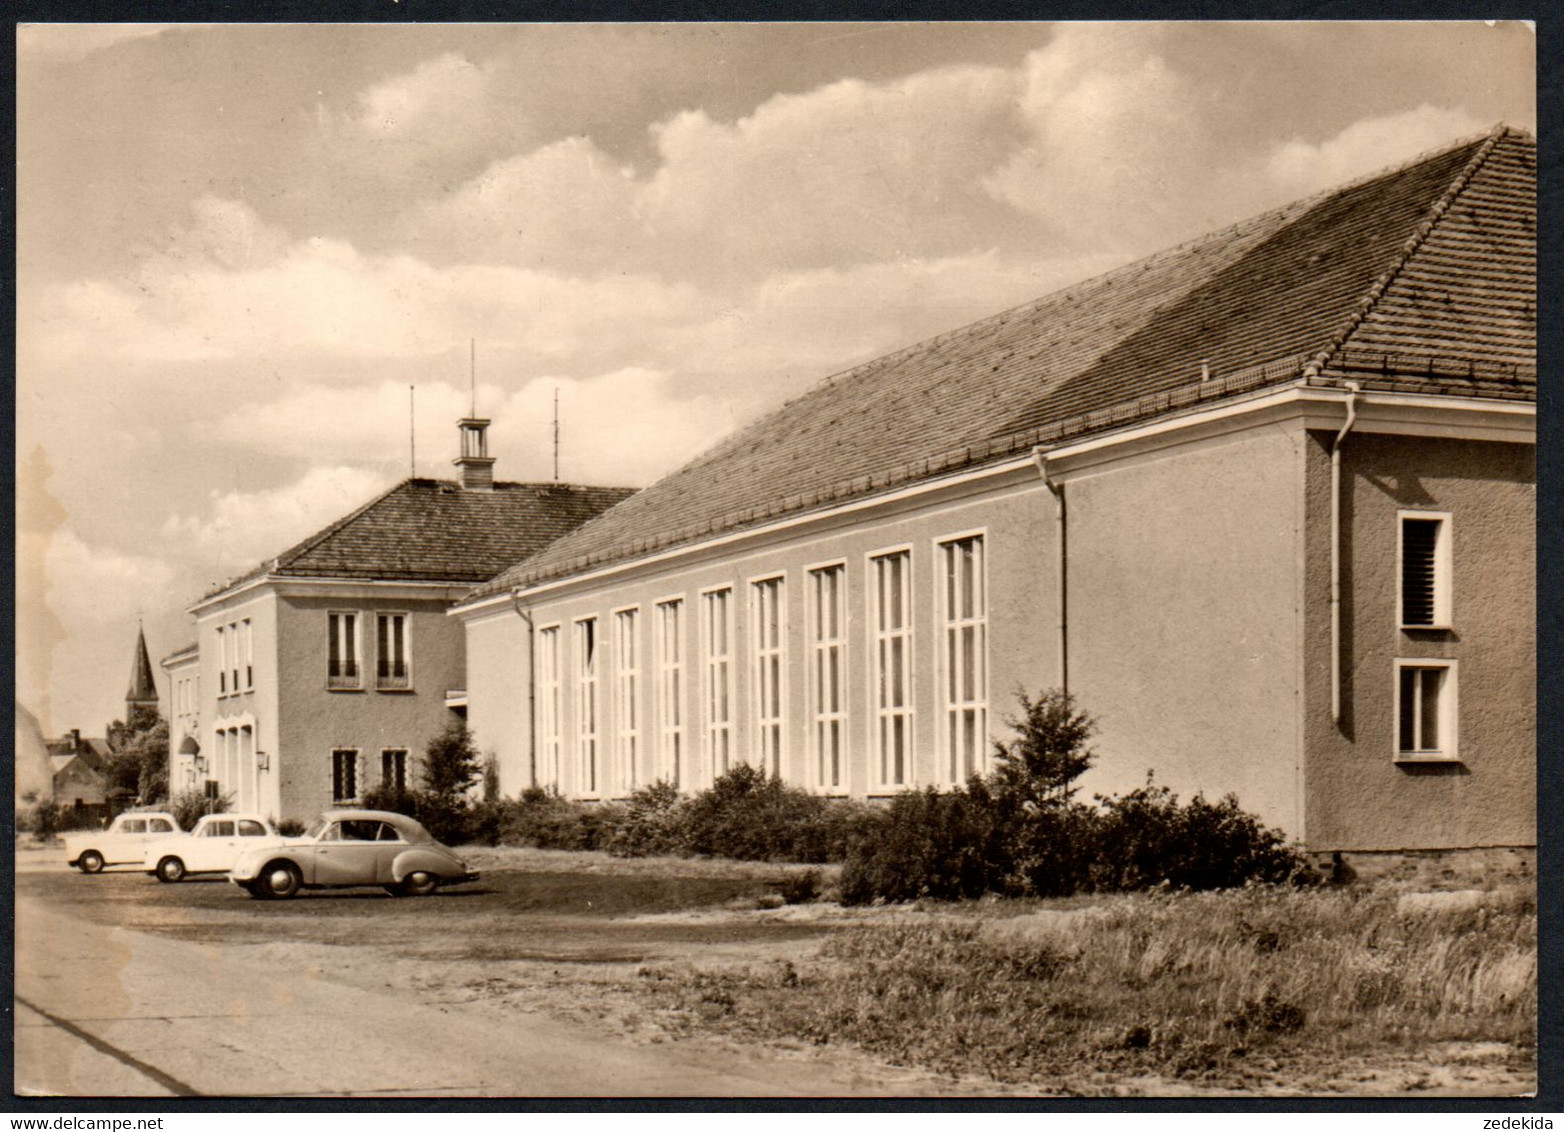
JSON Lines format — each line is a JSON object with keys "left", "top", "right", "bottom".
{"left": 676, "top": 765, "right": 874, "bottom": 862}
{"left": 840, "top": 787, "right": 998, "bottom": 904}
{"left": 170, "top": 788, "right": 231, "bottom": 831}
{"left": 838, "top": 689, "right": 1313, "bottom": 905}
{"left": 491, "top": 786, "right": 626, "bottom": 852}
{"left": 607, "top": 779, "right": 687, "bottom": 857}
{"left": 1090, "top": 778, "right": 1315, "bottom": 892}
{"left": 276, "top": 818, "right": 307, "bottom": 836}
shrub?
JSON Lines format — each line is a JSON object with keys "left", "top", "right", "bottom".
{"left": 491, "top": 787, "right": 625, "bottom": 852}
{"left": 170, "top": 787, "right": 231, "bottom": 831}
{"left": 778, "top": 868, "right": 822, "bottom": 905}
{"left": 607, "top": 780, "right": 688, "bottom": 857}
{"left": 839, "top": 787, "right": 998, "bottom": 904}
{"left": 989, "top": 687, "right": 1096, "bottom": 807}
{"left": 1090, "top": 779, "right": 1315, "bottom": 892}
{"left": 678, "top": 765, "right": 873, "bottom": 862}
{"left": 276, "top": 818, "right": 307, "bottom": 837}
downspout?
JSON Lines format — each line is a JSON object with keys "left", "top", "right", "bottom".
{"left": 1031, "top": 447, "right": 1068, "bottom": 696}
{"left": 1328, "top": 381, "right": 1362, "bottom": 726}
{"left": 509, "top": 593, "right": 537, "bottom": 789}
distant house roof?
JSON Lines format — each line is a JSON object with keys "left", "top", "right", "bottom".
{"left": 477, "top": 126, "right": 1533, "bottom": 597}
{"left": 46, "top": 735, "right": 112, "bottom": 773}
{"left": 200, "top": 478, "right": 636, "bottom": 605}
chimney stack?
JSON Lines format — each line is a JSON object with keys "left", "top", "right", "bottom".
{"left": 454, "top": 417, "right": 496, "bottom": 491}
{"left": 71, "top": 728, "right": 81, "bottom": 751}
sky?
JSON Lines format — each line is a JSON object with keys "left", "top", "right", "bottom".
{"left": 14, "top": 20, "right": 1535, "bottom": 739}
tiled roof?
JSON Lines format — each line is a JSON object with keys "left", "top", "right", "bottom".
{"left": 201, "top": 478, "right": 636, "bottom": 602}
{"left": 47, "top": 736, "right": 111, "bottom": 772}
{"left": 478, "top": 126, "right": 1533, "bottom": 597}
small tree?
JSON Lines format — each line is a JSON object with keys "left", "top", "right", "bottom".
{"left": 422, "top": 723, "right": 482, "bottom": 802}
{"left": 106, "top": 716, "right": 169, "bottom": 804}
{"left": 988, "top": 688, "right": 1096, "bottom": 808}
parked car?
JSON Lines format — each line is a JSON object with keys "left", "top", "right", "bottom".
{"left": 64, "top": 811, "right": 182, "bottom": 873}
{"left": 229, "top": 810, "right": 479, "bottom": 899}
{"left": 143, "top": 812, "right": 286, "bottom": 882}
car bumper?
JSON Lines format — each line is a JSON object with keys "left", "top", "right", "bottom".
{"left": 451, "top": 870, "right": 480, "bottom": 885}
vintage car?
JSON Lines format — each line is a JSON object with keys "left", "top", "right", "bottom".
{"left": 143, "top": 812, "right": 286, "bottom": 882}
{"left": 229, "top": 810, "right": 479, "bottom": 899}
{"left": 64, "top": 811, "right": 182, "bottom": 873}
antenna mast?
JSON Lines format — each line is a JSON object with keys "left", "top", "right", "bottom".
{"left": 470, "top": 339, "right": 477, "bottom": 417}
{"left": 553, "top": 387, "right": 560, "bottom": 483}
{"left": 409, "top": 385, "right": 416, "bottom": 477}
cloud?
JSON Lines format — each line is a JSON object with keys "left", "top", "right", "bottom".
{"left": 352, "top": 52, "right": 494, "bottom": 142}
{"left": 41, "top": 528, "right": 178, "bottom": 635}
{"left": 160, "top": 465, "right": 389, "bottom": 578}
{"left": 1263, "top": 105, "right": 1489, "bottom": 197}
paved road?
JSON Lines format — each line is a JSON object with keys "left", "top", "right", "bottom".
{"left": 14, "top": 890, "right": 832, "bottom": 1098}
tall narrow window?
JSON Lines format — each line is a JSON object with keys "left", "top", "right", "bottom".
{"left": 1395, "top": 659, "right": 1458, "bottom": 760}
{"left": 328, "top": 612, "right": 360, "bottom": 689}
{"left": 1399, "top": 513, "right": 1452, "bottom": 628}
{"left": 381, "top": 748, "right": 409, "bottom": 794}
{"left": 229, "top": 622, "right": 240, "bottom": 694}
{"left": 809, "top": 564, "right": 847, "bottom": 792}
{"left": 941, "top": 535, "right": 988, "bottom": 783}
{"left": 331, "top": 748, "right": 359, "bottom": 803}
{"left": 242, "top": 619, "right": 254, "bottom": 690}
{"left": 376, "top": 612, "right": 411, "bottom": 689}
{"left": 614, "top": 608, "right": 640, "bottom": 795}
{"left": 576, "top": 619, "right": 599, "bottom": 796}
{"left": 703, "top": 588, "right": 733, "bottom": 778}
{"left": 538, "top": 626, "right": 562, "bottom": 789}
{"left": 217, "top": 626, "right": 227, "bottom": 695}
{"left": 871, "top": 550, "right": 913, "bottom": 789}
{"left": 655, "top": 599, "right": 684, "bottom": 788}
{"left": 752, "top": 577, "right": 786, "bottom": 778}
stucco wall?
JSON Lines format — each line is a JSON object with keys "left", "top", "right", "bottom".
{"left": 1065, "top": 424, "right": 1309, "bottom": 837}
{"left": 464, "top": 609, "right": 531, "bottom": 796}
{"left": 1303, "top": 433, "right": 1535, "bottom": 851}
{"left": 471, "top": 470, "right": 1060, "bottom": 800}
{"left": 275, "top": 593, "right": 467, "bottom": 820}
{"left": 197, "top": 590, "right": 278, "bottom": 817}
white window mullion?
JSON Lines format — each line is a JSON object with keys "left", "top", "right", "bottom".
{"left": 615, "top": 608, "right": 640, "bottom": 796}
{"left": 656, "top": 600, "right": 684, "bottom": 789}
{"left": 751, "top": 577, "right": 786, "bottom": 779}
{"left": 809, "top": 564, "right": 847, "bottom": 793}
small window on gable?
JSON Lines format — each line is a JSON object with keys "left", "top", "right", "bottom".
{"left": 1400, "top": 513, "right": 1451, "bottom": 629}
{"left": 1395, "top": 659, "right": 1458, "bottom": 762}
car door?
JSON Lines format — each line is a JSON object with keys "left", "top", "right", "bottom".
{"left": 107, "top": 818, "right": 147, "bottom": 864}
{"left": 311, "top": 820, "right": 385, "bottom": 886}
{"left": 233, "top": 818, "right": 278, "bottom": 869}
{"left": 189, "top": 819, "right": 237, "bottom": 872}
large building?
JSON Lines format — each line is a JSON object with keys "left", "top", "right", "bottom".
{"left": 453, "top": 127, "right": 1535, "bottom": 857}
{"left": 171, "top": 419, "right": 633, "bottom": 821}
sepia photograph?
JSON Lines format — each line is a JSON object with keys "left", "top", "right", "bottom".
{"left": 13, "top": 19, "right": 1539, "bottom": 1100}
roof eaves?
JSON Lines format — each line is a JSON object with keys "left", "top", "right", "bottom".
{"left": 1302, "top": 123, "right": 1512, "bottom": 381}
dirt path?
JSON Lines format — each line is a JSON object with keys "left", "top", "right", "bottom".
{"left": 14, "top": 891, "right": 936, "bottom": 1097}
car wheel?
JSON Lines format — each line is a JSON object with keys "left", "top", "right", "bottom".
{"left": 260, "top": 861, "right": 302, "bottom": 899}
{"left": 400, "top": 871, "right": 439, "bottom": 897}
{"left": 78, "top": 851, "right": 104, "bottom": 874}
{"left": 156, "top": 856, "right": 186, "bottom": 883}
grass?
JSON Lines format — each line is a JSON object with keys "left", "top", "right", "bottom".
{"left": 632, "top": 883, "right": 1537, "bottom": 1090}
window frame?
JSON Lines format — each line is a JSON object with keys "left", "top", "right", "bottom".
{"left": 866, "top": 545, "right": 915, "bottom": 793}
{"left": 654, "top": 597, "right": 685, "bottom": 789}
{"left": 327, "top": 610, "right": 363, "bottom": 691}
{"left": 375, "top": 610, "right": 414, "bottom": 691}
{"left": 936, "top": 530, "right": 989, "bottom": 786}
{"left": 537, "top": 623, "right": 563, "bottom": 791}
{"left": 380, "top": 747, "right": 410, "bottom": 794}
{"left": 331, "top": 747, "right": 361, "bottom": 804}
{"left": 613, "top": 604, "right": 642, "bottom": 796}
{"left": 1397, "top": 510, "right": 1453, "bottom": 631}
{"left": 1392, "top": 658, "right": 1460, "bottom": 763}
{"left": 701, "top": 584, "right": 735, "bottom": 784}
{"left": 806, "top": 559, "right": 849, "bottom": 794}
{"left": 574, "top": 616, "right": 600, "bottom": 799}
{"left": 241, "top": 617, "right": 254, "bottom": 691}
{"left": 749, "top": 572, "right": 788, "bottom": 780}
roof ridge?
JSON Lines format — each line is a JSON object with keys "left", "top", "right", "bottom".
{"left": 1303, "top": 124, "right": 1513, "bottom": 379}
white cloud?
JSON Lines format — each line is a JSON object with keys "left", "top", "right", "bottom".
{"left": 160, "top": 465, "right": 389, "bottom": 577}
{"left": 41, "top": 528, "right": 177, "bottom": 635}
{"left": 1264, "top": 105, "right": 1489, "bottom": 197}
{"left": 351, "top": 52, "right": 493, "bottom": 142}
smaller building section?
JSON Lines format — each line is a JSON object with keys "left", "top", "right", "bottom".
{"left": 46, "top": 729, "right": 112, "bottom": 812}
{"left": 176, "top": 418, "right": 635, "bottom": 822}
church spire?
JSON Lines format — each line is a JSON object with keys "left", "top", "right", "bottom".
{"left": 125, "top": 624, "right": 159, "bottom": 726}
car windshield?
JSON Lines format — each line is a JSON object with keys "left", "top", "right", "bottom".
{"left": 304, "top": 817, "right": 330, "bottom": 839}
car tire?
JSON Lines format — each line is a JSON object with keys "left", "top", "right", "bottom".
{"left": 260, "top": 861, "right": 302, "bottom": 899}
{"left": 155, "top": 856, "right": 186, "bottom": 883}
{"left": 78, "top": 851, "right": 104, "bottom": 874}
{"left": 400, "top": 871, "right": 439, "bottom": 897}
